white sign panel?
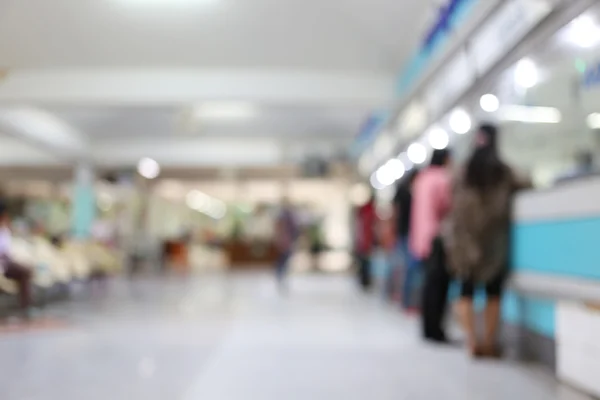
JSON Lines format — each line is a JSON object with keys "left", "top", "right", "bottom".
{"left": 469, "top": 0, "right": 552, "bottom": 76}
{"left": 423, "top": 49, "right": 474, "bottom": 119}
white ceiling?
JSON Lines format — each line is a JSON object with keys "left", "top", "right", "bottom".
{"left": 0, "top": 0, "right": 433, "bottom": 72}
{"left": 0, "top": 0, "right": 442, "bottom": 169}
{"left": 45, "top": 104, "right": 371, "bottom": 139}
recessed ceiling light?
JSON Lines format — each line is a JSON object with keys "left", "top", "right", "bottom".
{"left": 565, "top": 15, "right": 600, "bottom": 49}
{"left": 427, "top": 127, "right": 449, "bottom": 150}
{"left": 407, "top": 143, "right": 427, "bottom": 164}
{"left": 449, "top": 109, "right": 472, "bottom": 134}
{"left": 370, "top": 172, "right": 386, "bottom": 190}
{"left": 137, "top": 158, "right": 160, "bottom": 179}
{"left": 587, "top": 113, "right": 600, "bottom": 129}
{"left": 375, "top": 163, "right": 396, "bottom": 187}
{"left": 480, "top": 94, "right": 500, "bottom": 112}
{"left": 514, "top": 59, "right": 539, "bottom": 89}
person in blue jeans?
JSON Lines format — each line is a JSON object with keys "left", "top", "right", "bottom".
{"left": 392, "top": 169, "right": 420, "bottom": 310}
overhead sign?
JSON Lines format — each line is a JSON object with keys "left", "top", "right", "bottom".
{"left": 469, "top": 0, "right": 551, "bottom": 77}
{"left": 396, "top": 0, "right": 477, "bottom": 96}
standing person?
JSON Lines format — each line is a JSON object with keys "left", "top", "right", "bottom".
{"left": 391, "top": 170, "right": 420, "bottom": 310}
{"left": 410, "top": 149, "right": 452, "bottom": 342}
{"left": 355, "top": 194, "right": 376, "bottom": 291}
{"left": 445, "top": 124, "right": 528, "bottom": 358}
{"left": 0, "top": 204, "right": 33, "bottom": 317}
{"left": 274, "top": 198, "right": 298, "bottom": 292}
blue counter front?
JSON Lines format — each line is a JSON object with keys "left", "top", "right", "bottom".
{"left": 508, "top": 176, "right": 600, "bottom": 394}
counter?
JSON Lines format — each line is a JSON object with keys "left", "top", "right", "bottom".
{"left": 508, "top": 176, "right": 600, "bottom": 395}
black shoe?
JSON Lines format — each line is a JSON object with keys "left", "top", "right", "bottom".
{"left": 424, "top": 333, "right": 449, "bottom": 344}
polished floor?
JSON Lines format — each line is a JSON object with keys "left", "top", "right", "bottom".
{"left": 0, "top": 272, "right": 592, "bottom": 400}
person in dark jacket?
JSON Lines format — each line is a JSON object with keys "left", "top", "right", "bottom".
{"left": 391, "top": 170, "right": 420, "bottom": 309}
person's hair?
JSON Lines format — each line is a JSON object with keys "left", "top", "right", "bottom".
{"left": 465, "top": 124, "right": 508, "bottom": 192}
{"left": 430, "top": 149, "right": 450, "bottom": 167}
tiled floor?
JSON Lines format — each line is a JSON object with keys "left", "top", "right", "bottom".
{"left": 0, "top": 272, "right": 592, "bottom": 400}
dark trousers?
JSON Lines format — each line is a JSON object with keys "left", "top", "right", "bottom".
{"left": 356, "top": 255, "right": 372, "bottom": 290}
{"left": 421, "top": 237, "right": 450, "bottom": 340}
{"left": 4, "top": 261, "right": 32, "bottom": 310}
{"left": 275, "top": 251, "right": 292, "bottom": 282}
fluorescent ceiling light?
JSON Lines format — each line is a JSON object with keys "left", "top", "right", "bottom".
{"left": 137, "top": 158, "right": 160, "bottom": 179}
{"left": 514, "top": 59, "right": 539, "bottom": 89}
{"left": 480, "top": 94, "right": 500, "bottom": 112}
{"left": 497, "top": 105, "right": 561, "bottom": 124}
{"left": 587, "top": 113, "right": 600, "bottom": 129}
{"left": 193, "top": 102, "right": 257, "bottom": 120}
{"left": 427, "top": 127, "right": 449, "bottom": 150}
{"left": 407, "top": 143, "right": 427, "bottom": 164}
{"left": 449, "top": 109, "right": 472, "bottom": 134}
{"left": 565, "top": 15, "right": 600, "bottom": 48}
{"left": 186, "top": 190, "right": 227, "bottom": 219}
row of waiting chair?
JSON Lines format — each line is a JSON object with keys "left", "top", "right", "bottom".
{"left": 0, "top": 236, "right": 122, "bottom": 295}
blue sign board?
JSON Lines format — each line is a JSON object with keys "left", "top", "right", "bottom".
{"left": 396, "top": 0, "right": 478, "bottom": 96}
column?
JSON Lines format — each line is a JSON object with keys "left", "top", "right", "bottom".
{"left": 71, "top": 164, "right": 96, "bottom": 239}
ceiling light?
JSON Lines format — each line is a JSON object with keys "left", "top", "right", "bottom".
{"left": 565, "top": 15, "right": 600, "bottom": 48}
{"left": 369, "top": 172, "right": 386, "bottom": 190}
{"left": 207, "top": 200, "right": 227, "bottom": 220}
{"left": 480, "top": 94, "right": 500, "bottom": 112}
{"left": 449, "top": 109, "right": 472, "bottom": 134}
{"left": 385, "top": 158, "right": 405, "bottom": 180}
{"left": 587, "top": 113, "right": 600, "bottom": 129}
{"left": 186, "top": 190, "right": 210, "bottom": 210}
{"left": 375, "top": 164, "right": 396, "bottom": 187}
{"left": 137, "top": 158, "right": 160, "bottom": 179}
{"left": 407, "top": 143, "right": 427, "bottom": 164}
{"left": 498, "top": 105, "right": 561, "bottom": 124}
{"left": 514, "top": 58, "right": 539, "bottom": 89}
{"left": 193, "top": 102, "right": 257, "bottom": 120}
{"left": 427, "top": 127, "right": 449, "bottom": 150}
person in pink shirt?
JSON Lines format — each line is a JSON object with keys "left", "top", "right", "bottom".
{"left": 409, "top": 149, "right": 452, "bottom": 342}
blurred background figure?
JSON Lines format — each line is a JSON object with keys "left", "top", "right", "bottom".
{"left": 391, "top": 169, "right": 420, "bottom": 309}
{"left": 354, "top": 192, "right": 376, "bottom": 291}
{"left": 555, "top": 150, "right": 596, "bottom": 184}
{"left": 307, "top": 217, "right": 325, "bottom": 272}
{"left": 274, "top": 198, "right": 299, "bottom": 293}
{"left": 0, "top": 204, "right": 33, "bottom": 318}
{"left": 445, "top": 124, "right": 529, "bottom": 358}
{"left": 411, "top": 149, "right": 452, "bottom": 343}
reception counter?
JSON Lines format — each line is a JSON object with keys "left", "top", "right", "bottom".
{"left": 508, "top": 176, "right": 600, "bottom": 396}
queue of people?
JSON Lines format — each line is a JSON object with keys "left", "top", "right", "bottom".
{"left": 357, "top": 123, "right": 528, "bottom": 359}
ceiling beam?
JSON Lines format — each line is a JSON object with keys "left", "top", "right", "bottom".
{"left": 0, "top": 69, "right": 394, "bottom": 106}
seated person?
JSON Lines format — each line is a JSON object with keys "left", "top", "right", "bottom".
{"left": 0, "top": 205, "right": 32, "bottom": 315}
